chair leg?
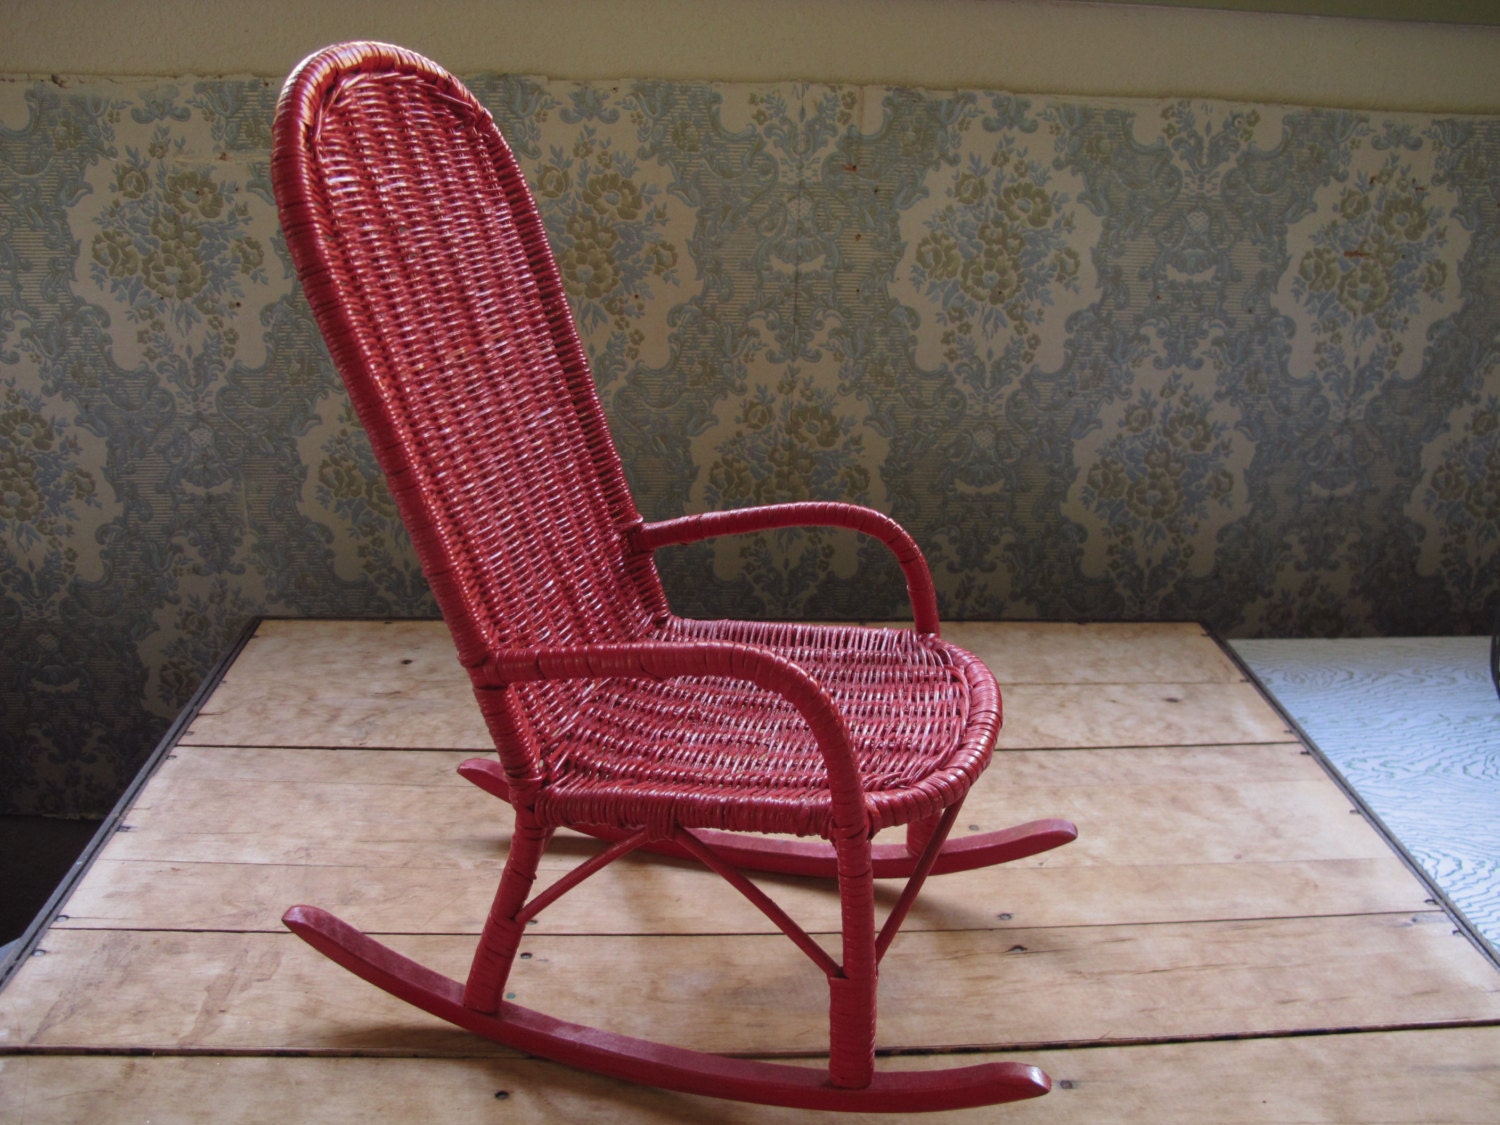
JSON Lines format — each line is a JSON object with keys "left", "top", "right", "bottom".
{"left": 459, "top": 757, "right": 1077, "bottom": 880}
{"left": 828, "top": 832, "right": 878, "bottom": 1088}
{"left": 462, "top": 815, "right": 554, "bottom": 1014}
{"left": 280, "top": 794, "right": 1054, "bottom": 1109}
{"left": 905, "top": 812, "right": 941, "bottom": 858}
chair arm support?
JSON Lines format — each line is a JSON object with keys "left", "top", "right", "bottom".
{"left": 473, "top": 640, "right": 870, "bottom": 835}
{"left": 631, "top": 502, "right": 941, "bottom": 635}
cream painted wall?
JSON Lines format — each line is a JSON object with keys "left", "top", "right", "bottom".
{"left": 1, "top": 0, "right": 1497, "bottom": 112}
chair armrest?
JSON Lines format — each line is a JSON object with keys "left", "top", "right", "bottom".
{"left": 631, "top": 502, "right": 941, "bottom": 635}
{"left": 473, "top": 639, "right": 869, "bottom": 834}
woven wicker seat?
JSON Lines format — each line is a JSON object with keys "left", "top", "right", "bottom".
{"left": 273, "top": 41, "right": 1075, "bottom": 1111}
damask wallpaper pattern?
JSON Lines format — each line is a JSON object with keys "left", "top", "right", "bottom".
{"left": 1, "top": 73, "right": 1496, "bottom": 816}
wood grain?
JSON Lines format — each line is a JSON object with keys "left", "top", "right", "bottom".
{"left": 6, "top": 914, "right": 1498, "bottom": 1057}
{"left": 997, "top": 682, "right": 1292, "bottom": 749}
{"left": 53, "top": 855, "right": 1428, "bottom": 935}
{"left": 943, "top": 621, "right": 1245, "bottom": 686}
{"left": 4, "top": 619, "right": 1496, "bottom": 1123}
{"left": 182, "top": 620, "right": 1272, "bottom": 750}
{"left": 6, "top": 1028, "right": 1500, "bottom": 1125}
{"left": 180, "top": 620, "right": 487, "bottom": 750}
{"left": 90, "top": 745, "right": 1395, "bottom": 874}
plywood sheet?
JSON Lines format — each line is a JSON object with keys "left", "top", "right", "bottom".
{"left": 6, "top": 1027, "right": 1500, "bottom": 1124}
{"left": 180, "top": 620, "right": 487, "bottom": 750}
{"left": 952, "top": 621, "right": 1245, "bottom": 685}
{"left": 7, "top": 914, "right": 1497, "bottom": 1057}
{"left": 101, "top": 748, "right": 1393, "bottom": 870}
{"left": 181, "top": 620, "right": 1277, "bottom": 751}
{"left": 484, "top": 913, "right": 1500, "bottom": 1054}
{"left": 0, "top": 929, "right": 500, "bottom": 1058}
{"left": 63, "top": 736, "right": 1415, "bottom": 944}
{"left": 160, "top": 739, "right": 1328, "bottom": 788}
{"left": 6, "top": 619, "right": 1495, "bottom": 1125}
{"left": 54, "top": 855, "right": 1428, "bottom": 935}
{"left": 997, "top": 682, "right": 1292, "bottom": 749}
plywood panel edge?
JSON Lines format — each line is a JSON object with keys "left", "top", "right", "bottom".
{"left": 0, "top": 618, "right": 264, "bottom": 996}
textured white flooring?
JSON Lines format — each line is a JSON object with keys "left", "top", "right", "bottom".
{"left": 1234, "top": 636, "right": 1500, "bottom": 957}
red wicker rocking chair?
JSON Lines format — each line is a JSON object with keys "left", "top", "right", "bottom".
{"left": 272, "top": 42, "right": 1076, "bottom": 1112}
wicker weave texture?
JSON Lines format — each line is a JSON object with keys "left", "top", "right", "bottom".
{"left": 272, "top": 42, "right": 1000, "bottom": 842}
{"left": 274, "top": 45, "right": 660, "bottom": 669}
{"left": 519, "top": 619, "right": 997, "bottom": 838}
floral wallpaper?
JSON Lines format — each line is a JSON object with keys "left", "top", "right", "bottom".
{"left": 2, "top": 72, "right": 1497, "bottom": 817}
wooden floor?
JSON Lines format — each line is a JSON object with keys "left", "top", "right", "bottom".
{"left": 2, "top": 619, "right": 1498, "bottom": 1122}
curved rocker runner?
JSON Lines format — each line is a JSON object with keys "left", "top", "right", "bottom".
{"left": 272, "top": 40, "right": 1077, "bottom": 1111}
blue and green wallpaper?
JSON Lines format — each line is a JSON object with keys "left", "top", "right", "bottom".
{"left": 2, "top": 73, "right": 1497, "bottom": 816}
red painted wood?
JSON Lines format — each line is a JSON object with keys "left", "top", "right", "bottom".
{"left": 284, "top": 906, "right": 1051, "bottom": 1112}
{"left": 633, "top": 505, "right": 942, "bottom": 636}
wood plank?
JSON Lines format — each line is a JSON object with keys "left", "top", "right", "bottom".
{"left": 6, "top": 1026, "right": 1500, "bottom": 1123}
{"left": 6, "top": 915, "right": 1497, "bottom": 1056}
{"left": 3, "top": 618, "right": 1495, "bottom": 1125}
{"left": 180, "top": 620, "right": 1272, "bottom": 750}
{"left": 962, "top": 776, "right": 1391, "bottom": 867}
{"left": 0, "top": 929, "right": 497, "bottom": 1058}
{"left": 157, "top": 740, "right": 1323, "bottom": 788}
{"left": 154, "top": 744, "right": 471, "bottom": 785}
{"left": 68, "top": 739, "right": 1412, "bottom": 941}
{"left": 179, "top": 620, "right": 487, "bottom": 750}
{"left": 997, "top": 682, "right": 1292, "bottom": 749}
{"left": 952, "top": 620, "right": 1245, "bottom": 685}
{"left": 487, "top": 914, "right": 1500, "bottom": 1055}
{"left": 989, "top": 742, "right": 1320, "bottom": 787}
{"left": 53, "top": 855, "right": 1429, "bottom": 935}
{"left": 100, "top": 752, "right": 1394, "bottom": 871}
